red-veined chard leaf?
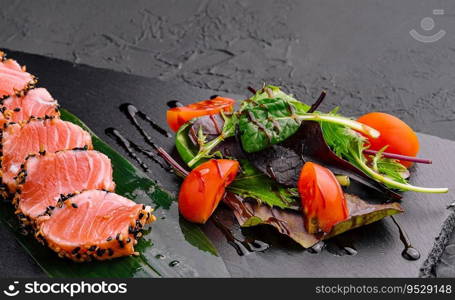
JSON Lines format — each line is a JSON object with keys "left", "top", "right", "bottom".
{"left": 223, "top": 192, "right": 403, "bottom": 248}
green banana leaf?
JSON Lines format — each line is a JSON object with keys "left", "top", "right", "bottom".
{"left": 0, "top": 109, "right": 229, "bottom": 278}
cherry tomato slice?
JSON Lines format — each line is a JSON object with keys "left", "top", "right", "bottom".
{"left": 298, "top": 162, "right": 349, "bottom": 234}
{"left": 178, "top": 159, "right": 239, "bottom": 224}
{"left": 166, "top": 96, "right": 235, "bottom": 132}
{"left": 357, "top": 112, "right": 419, "bottom": 168}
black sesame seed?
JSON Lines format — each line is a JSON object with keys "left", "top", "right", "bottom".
{"left": 96, "top": 248, "right": 106, "bottom": 257}
{"left": 107, "top": 248, "right": 114, "bottom": 256}
{"left": 118, "top": 241, "right": 124, "bottom": 248}
{"left": 106, "top": 236, "right": 112, "bottom": 242}
{"left": 116, "top": 233, "right": 120, "bottom": 240}
{"left": 71, "top": 247, "right": 80, "bottom": 254}
{"left": 71, "top": 203, "right": 78, "bottom": 208}
{"left": 88, "top": 245, "right": 97, "bottom": 251}
{"left": 13, "top": 108, "right": 20, "bottom": 112}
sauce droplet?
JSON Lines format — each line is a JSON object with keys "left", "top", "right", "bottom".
{"left": 211, "top": 216, "right": 269, "bottom": 256}
{"left": 308, "top": 241, "right": 325, "bottom": 254}
{"left": 166, "top": 100, "right": 184, "bottom": 108}
{"left": 391, "top": 216, "right": 421, "bottom": 261}
{"left": 402, "top": 247, "right": 421, "bottom": 261}
{"left": 169, "top": 260, "right": 180, "bottom": 267}
{"left": 343, "top": 246, "right": 358, "bottom": 256}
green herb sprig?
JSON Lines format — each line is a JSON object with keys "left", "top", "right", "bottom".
{"left": 321, "top": 114, "right": 448, "bottom": 193}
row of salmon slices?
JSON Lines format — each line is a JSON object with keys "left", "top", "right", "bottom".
{"left": 0, "top": 51, "right": 155, "bottom": 262}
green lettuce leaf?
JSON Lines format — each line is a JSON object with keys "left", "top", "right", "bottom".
{"left": 227, "top": 160, "right": 299, "bottom": 210}
{"left": 175, "top": 122, "right": 298, "bottom": 210}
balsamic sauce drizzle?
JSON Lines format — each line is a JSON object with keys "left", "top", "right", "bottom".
{"left": 326, "top": 238, "right": 358, "bottom": 256}
{"left": 308, "top": 239, "right": 358, "bottom": 256}
{"left": 212, "top": 216, "right": 269, "bottom": 256}
{"left": 120, "top": 103, "right": 171, "bottom": 139}
{"left": 105, "top": 127, "right": 170, "bottom": 171}
{"left": 105, "top": 128, "right": 151, "bottom": 172}
{"left": 391, "top": 216, "right": 421, "bottom": 261}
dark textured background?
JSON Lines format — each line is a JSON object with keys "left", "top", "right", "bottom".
{"left": 1, "top": 0, "right": 455, "bottom": 277}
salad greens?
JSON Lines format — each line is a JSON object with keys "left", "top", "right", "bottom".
{"left": 170, "top": 84, "right": 448, "bottom": 249}
{"left": 321, "top": 115, "right": 448, "bottom": 193}
{"left": 175, "top": 84, "right": 447, "bottom": 195}
{"left": 225, "top": 191, "right": 403, "bottom": 248}
{"left": 185, "top": 112, "right": 237, "bottom": 168}
{"left": 238, "top": 87, "right": 379, "bottom": 153}
{"left": 227, "top": 160, "right": 298, "bottom": 210}
{"left": 174, "top": 127, "right": 299, "bottom": 209}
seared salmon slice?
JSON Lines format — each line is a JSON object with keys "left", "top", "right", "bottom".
{"left": 14, "top": 150, "right": 115, "bottom": 221}
{"left": 1, "top": 118, "right": 93, "bottom": 192}
{"left": 0, "top": 88, "right": 60, "bottom": 126}
{"left": 0, "top": 53, "right": 36, "bottom": 99}
{"left": 36, "top": 190, "right": 155, "bottom": 262}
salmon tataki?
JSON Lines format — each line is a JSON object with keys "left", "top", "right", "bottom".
{"left": 36, "top": 190, "right": 155, "bottom": 262}
{"left": 0, "top": 52, "right": 36, "bottom": 99}
{"left": 0, "top": 52, "right": 156, "bottom": 262}
{"left": 1, "top": 118, "right": 93, "bottom": 192}
{"left": 0, "top": 88, "right": 60, "bottom": 126}
{"left": 14, "top": 150, "right": 116, "bottom": 222}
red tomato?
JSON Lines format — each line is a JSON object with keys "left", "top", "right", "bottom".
{"left": 166, "top": 97, "right": 235, "bottom": 132}
{"left": 357, "top": 112, "right": 419, "bottom": 168}
{"left": 298, "top": 162, "right": 349, "bottom": 234}
{"left": 178, "top": 159, "right": 239, "bottom": 224}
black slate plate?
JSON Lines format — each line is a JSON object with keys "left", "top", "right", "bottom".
{"left": 3, "top": 49, "right": 455, "bottom": 277}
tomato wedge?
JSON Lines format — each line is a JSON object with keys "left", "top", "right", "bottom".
{"left": 298, "top": 162, "right": 349, "bottom": 234}
{"left": 166, "top": 96, "right": 235, "bottom": 132}
{"left": 357, "top": 112, "right": 419, "bottom": 168}
{"left": 178, "top": 159, "right": 239, "bottom": 224}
